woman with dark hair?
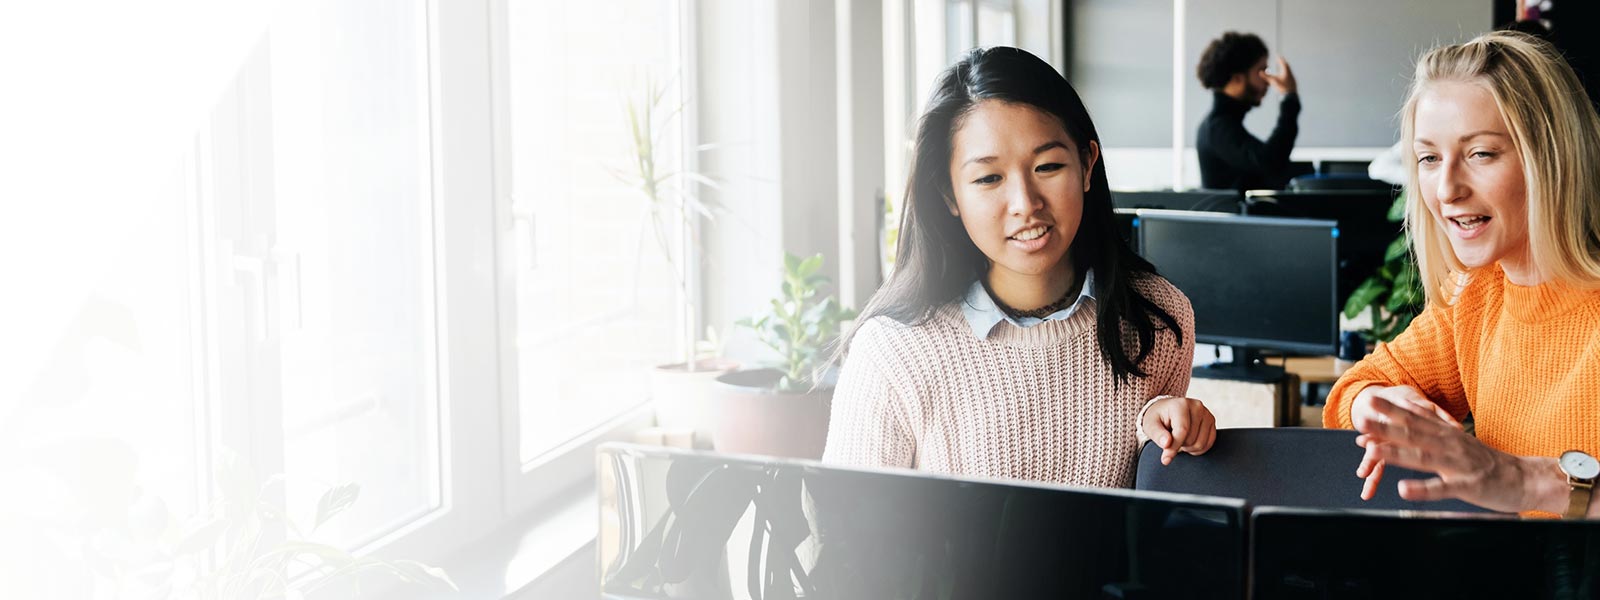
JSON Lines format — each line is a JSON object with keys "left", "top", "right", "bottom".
{"left": 822, "top": 47, "right": 1215, "bottom": 488}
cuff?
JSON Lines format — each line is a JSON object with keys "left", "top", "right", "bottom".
{"left": 1280, "top": 93, "right": 1302, "bottom": 117}
{"left": 1136, "top": 395, "right": 1173, "bottom": 446}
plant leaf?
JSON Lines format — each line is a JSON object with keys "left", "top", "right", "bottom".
{"left": 1383, "top": 236, "right": 1410, "bottom": 262}
{"left": 1387, "top": 192, "right": 1408, "bottom": 222}
{"left": 173, "top": 516, "right": 229, "bottom": 556}
{"left": 1343, "top": 278, "right": 1389, "bottom": 320}
{"left": 392, "top": 559, "right": 460, "bottom": 591}
{"left": 797, "top": 254, "right": 823, "bottom": 278}
{"left": 312, "top": 483, "right": 361, "bottom": 533}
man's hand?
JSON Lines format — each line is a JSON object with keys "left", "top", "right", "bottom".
{"left": 1143, "top": 396, "right": 1217, "bottom": 466}
{"left": 1262, "top": 56, "right": 1297, "bottom": 95}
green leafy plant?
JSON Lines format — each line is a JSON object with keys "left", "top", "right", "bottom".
{"left": 1342, "top": 192, "right": 1424, "bottom": 343}
{"left": 737, "top": 253, "right": 858, "bottom": 392}
{"left": 613, "top": 75, "right": 724, "bottom": 371}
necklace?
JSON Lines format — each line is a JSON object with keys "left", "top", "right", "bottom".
{"left": 986, "top": 278, "right": 1081, "bottom": 320}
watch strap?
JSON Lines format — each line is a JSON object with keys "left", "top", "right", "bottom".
{"left": 1566, "top": 479, "right": 1594, "bottom": 520}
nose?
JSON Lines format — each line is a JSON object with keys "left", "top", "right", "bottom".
{"left": 1006, "top": 174, "right": 1044, "bottom": 216}
{"left": 1434, "top": 158, "right": 1469, "bottom": 204}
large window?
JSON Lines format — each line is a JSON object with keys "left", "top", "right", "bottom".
{"left": 504, "top": 0, "right": 691, "bottom": 464}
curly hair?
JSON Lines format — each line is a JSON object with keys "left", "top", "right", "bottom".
{"left": 1196, "top": 32, "right": 1268, "bottom": 90}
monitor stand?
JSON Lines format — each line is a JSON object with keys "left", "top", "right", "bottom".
{"left": 1192, "top": 347, "right": 1286, "bottom": 383}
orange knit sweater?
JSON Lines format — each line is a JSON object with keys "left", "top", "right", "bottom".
{"left": 1325, "top": 264, "right": 1600, "bottom": 464}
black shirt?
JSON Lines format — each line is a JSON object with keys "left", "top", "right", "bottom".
{"left": 1196, "top": 91, "right": 1301, "bottom": 191}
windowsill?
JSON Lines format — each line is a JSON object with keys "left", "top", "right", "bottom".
{"left": 378, "top": 477, "right": 597, "bottom": 600}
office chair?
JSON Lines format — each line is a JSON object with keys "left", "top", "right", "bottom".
{"left": 1134, "top": 428, "right": 1495, "bottom": 513}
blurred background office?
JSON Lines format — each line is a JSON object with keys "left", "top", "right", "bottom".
{"left": 2, "top": 0, "right": 1596, "bottom": 598}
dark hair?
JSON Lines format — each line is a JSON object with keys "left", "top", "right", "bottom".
{"left": 1196, "top": 32, "right": 1268, "bottom": 90}
{"left": 840, "top": 46, "right": 1183, "bottom": 384}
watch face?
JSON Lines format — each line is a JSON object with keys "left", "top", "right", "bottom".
{"left": 1560, "top": 451, "right": 1600, "bottom": 480}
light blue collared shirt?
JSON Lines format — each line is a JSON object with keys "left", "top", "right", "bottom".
{"left": 960, "top": 269, "right": 1097, "bottom": 339}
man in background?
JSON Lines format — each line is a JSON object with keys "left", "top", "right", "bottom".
{"left": 1195, "top": 32, "right": 1300, "bottom": 191}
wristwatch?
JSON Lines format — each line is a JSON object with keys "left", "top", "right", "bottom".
{"left": 1558, "top": 450, "right": 1599, "bottom": 519}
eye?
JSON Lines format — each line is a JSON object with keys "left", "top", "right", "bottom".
{"left": 972, "top": 174, "right": 1001, "bottom": 185}
{"left": 1416, "top": 154, "right": 1439, "bottom": 165}
{"left": 1471, "top": 151, "right": 1497, "bottom": 160}
{"left": 1035, "top": 163, "right": 1066, "bottom": 173}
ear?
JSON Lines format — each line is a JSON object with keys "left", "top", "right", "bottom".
{"left": 945, "top": 193, "right": 960, "bottom": 217}
{"left": 1082, "top": 140, "right": 1100, "bottom": 193}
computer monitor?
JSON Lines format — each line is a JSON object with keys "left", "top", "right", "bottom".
{"left": 1244, "top": 189, "right": 1401, "bottom": 304}
{"left": 1112, "top": 189, "right": 1241, "bottom": 214}
{"left": 597, "top": 443, "right": 1247, "bottom": 599}
{"left": 1135, "top": 210, "right": 1339, "bottom": 381}
{"left": 1114, "top": 208, "right": 1139, "bottom": 252}
{"left": 1251, "top": 507, "right": 1600, "bottom": 598}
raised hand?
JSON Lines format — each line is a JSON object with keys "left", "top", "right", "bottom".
{"left": 1261, "top": 56, "right": 1297, "bottom": 95}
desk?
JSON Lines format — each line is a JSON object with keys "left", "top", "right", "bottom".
{"left": 1189, "top": 373, "right": 1298, "bottom": 428}
{"left": 1190, "top": 356, "right": 1354, "bottom": 428}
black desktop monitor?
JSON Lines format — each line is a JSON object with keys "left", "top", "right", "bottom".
{"left": 1251, "top": 507, "right": 1600, "bottom": 598}
{"left": 1243, "top": 189, "right": 1401, "bottom": 304}
{"left": 1135, "top": 210, "right": 1339, "bottom": 381}
{"left": 1112, "top": 189, "right": 1241, "bottom": 214}
{"left": 1114, "top": 208, "right": 1138, "bottom": 252}
{"left": 597, "top": 443, "right": 1247, "bottom": 599}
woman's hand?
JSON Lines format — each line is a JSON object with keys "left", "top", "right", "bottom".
{"left": 1143, "top": 396, "right": 1217, "bottom": 465}
{"left": 1350, "top": 385, "right": 1460, "bottom": 499}
{"left": 1353, "top": 390, "right": 1545, "bottom": 513}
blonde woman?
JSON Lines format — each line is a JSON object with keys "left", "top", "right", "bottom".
{"left": 1324, "top": 31, "right": 1600, "bottom": 517}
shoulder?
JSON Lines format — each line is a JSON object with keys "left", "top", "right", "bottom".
{"left": 1129, "top": 273, "right": 1194, "bottom": 319}
{"left": 847, "top": 310, "right": 957, "bottom": 361}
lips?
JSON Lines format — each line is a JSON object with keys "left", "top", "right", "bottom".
{"left": 1444, "top": 213, "right": 1491, "bottom": 239}
{"left": 1006, "top": 224, "right": 1054, "bottom": 252}
{"left": 1009, "top": 224, "right": 1051, "bottom": 241}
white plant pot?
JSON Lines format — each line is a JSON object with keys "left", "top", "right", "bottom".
{"left": 649, "top": 358, "right": 738, "bottom": 449}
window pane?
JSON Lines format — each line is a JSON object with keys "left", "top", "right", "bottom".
{"left": 508, "top": 0, "right": 686, "bottom": 463}
{"left": 269, "top": 0, "right": 441, "bottom": 548}
{"left": 1, "top": 160, "right": 204, "bottom": 598}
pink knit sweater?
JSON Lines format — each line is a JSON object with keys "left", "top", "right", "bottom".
{"left": 823, "top": 276, "right": 1195, "bottom": 488}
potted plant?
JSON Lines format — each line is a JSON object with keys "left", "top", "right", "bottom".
{"left": 1342, "top": 192, "right": 1424, "bottom": 344}
{"left": 614, "top": 77, "right": 736, "bottom": 447}
{"left": 712, "top": 253, "right": 857, "bottom": 459}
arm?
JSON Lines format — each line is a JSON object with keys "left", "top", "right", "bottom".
{"left": 1357, "top": 397, "right": 1600, "bottom": 516}
{"left": 821, "top": 321, "right": 915, "bottom": 469}
{"left": 1137, "top": 285, "right": 1214, "bottom": 464}
{"left": 1209, "top": 94, "right": 1301, "bottom": 176}
{"left": 1324, "top": 299, "right": 1469, "bottom": 429}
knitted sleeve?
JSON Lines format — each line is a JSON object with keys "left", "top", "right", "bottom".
{"left": 1324, "top": 298, "right": 1469, "bottom": 429}
{"left": 822, "top": 318, "right": 916, "bottom": 469}
{"left": 1135, "top": 277, "right": 1197, "bottom": 445}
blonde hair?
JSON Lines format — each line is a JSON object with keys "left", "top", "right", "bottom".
{"left": 1400, "top": 31, "right": 1600, "bottom": 304}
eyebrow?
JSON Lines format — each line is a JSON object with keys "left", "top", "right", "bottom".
{"left": 961, "top": 140, "right": 1070, "bottom": 168}
{"left": 1413, "top": 130, "right": 1509, "bottom": 146}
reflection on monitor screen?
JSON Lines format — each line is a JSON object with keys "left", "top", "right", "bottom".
{"left": 597, "top": 443, "right": 1246, "bottom": 599}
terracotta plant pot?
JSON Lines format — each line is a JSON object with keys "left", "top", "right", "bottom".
{"left": 710, "top": 368, "right": 832, "bottom": 459}
{"left": 649, "top": 358, "right": 739, "bottom": 449}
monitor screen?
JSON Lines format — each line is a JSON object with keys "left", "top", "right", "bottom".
{"left": 597, "top": 443, "right": 1247, "bottom": 600}
{"left": 1244, "top": 189, "right": 1400, "bottom": 302}
{"left": 1136, "top": 210, "right": 1338, "bottom": 356}
{"left": 1251, "top": 508, "right": 1600, "bottom": 598}
{"left": 1112, "top": 190, "right": 1241, "bottom": 214}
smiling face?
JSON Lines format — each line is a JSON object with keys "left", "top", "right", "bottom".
{"left": 947, "top": 100, "right": 1097, "bottom": 297}
{"left": 1411, "top": 80, "right": 1531, "bottom": 276}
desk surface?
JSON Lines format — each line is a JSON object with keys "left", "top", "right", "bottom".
{"left": 1282, "top": 355, "right": 1353, "bottom": 383}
